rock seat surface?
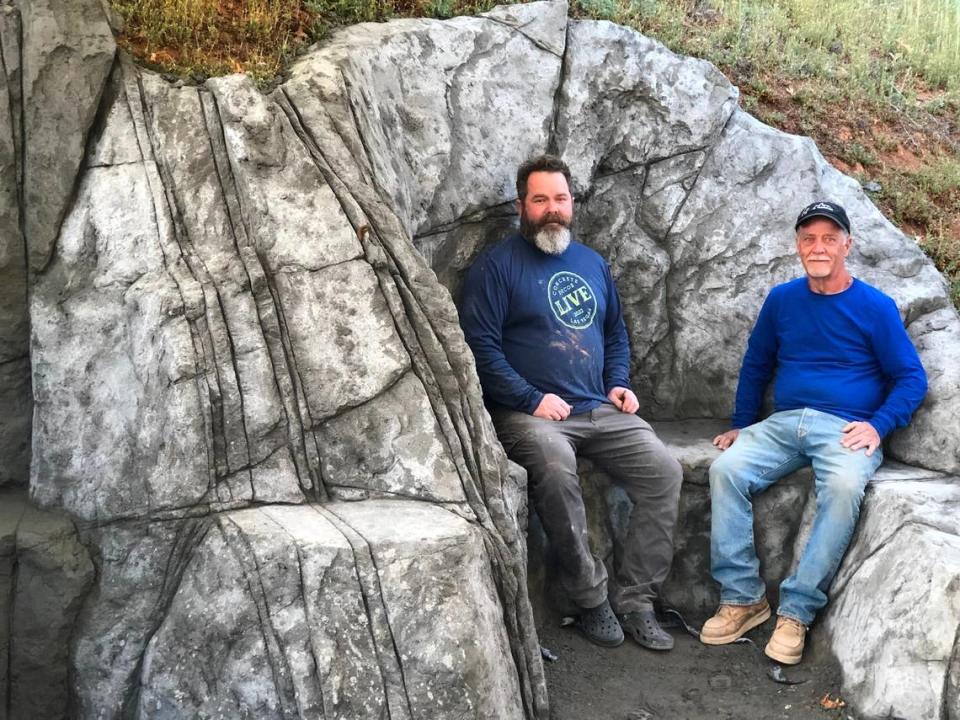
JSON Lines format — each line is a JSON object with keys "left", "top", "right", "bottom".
{"left": 529, "top": 419, "right": 817, "bottom": 617}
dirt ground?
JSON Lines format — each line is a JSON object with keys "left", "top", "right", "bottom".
{"left": 538, "top": 611, "right": 857, "bottom": 720}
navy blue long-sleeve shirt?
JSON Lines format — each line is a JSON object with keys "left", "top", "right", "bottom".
{"left": 460, "top": 233, "right": 632, "bottom": 415}
{"left": 731, "top": 277, "right": 927, "bottom": 438}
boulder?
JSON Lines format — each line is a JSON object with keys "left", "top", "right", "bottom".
{"left": 359, "top": 11, "right": 960, "bottom": 476}
{"left": 27, "top": 12, "right": 551, "bottom": 715}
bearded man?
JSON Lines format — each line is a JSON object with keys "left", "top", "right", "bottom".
{"left": 460, "top": 154, "right": 683, "bottom": 650}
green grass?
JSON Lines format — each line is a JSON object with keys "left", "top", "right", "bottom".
{"left": 111, "top": 0, "right": 960, "bottom": 98}
{"left": 878, "top": 158, "right": 960, "bottom": 304}
{"left": 583, "top": 0, "right": 960, "bottom": 107}
{"left": 109, "top": 0, "right": 960, "bottom": 306}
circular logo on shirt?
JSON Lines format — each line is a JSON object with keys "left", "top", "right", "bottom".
{"left": 547, "top": 272, "right": 597, "bottom": 329}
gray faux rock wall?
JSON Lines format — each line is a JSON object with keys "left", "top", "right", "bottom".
{"left": 2, "top": 1, "right": 959, "bottom": 719}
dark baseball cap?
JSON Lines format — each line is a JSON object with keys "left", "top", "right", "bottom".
{"left": 795, "top": 201, "right": 851, "bottom": 234}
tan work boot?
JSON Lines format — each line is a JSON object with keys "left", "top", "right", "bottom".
{"left": 699, "top": 598, "right": 771, "bottom": 645}
{"left": 764, "top": 616, "right": 806, "bottom": 665}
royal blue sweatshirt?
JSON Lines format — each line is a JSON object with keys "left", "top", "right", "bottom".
{"left": 460, "top": 233, "right": 631, "bottom": 415}
{"left": 732, "top": 277, "right": 927, "bottom": 438}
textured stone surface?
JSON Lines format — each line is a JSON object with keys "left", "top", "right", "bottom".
{"left": 0, "top": 359, "right": 30, "bottom": 486}
{"left": 284, "top": 0, "right": 565, "bottom": 239}
{"left": 0, "top": 4, "right": 23, "bottom": 360}
{"left": 0, "top": 487, "right": 94, "bottom": 720}
{"left": 0, "top": 4, "right": 28, "bottom": 487}
{"left": 20, "top": 0, "right": 114, "bottom": 272}
{"left": 315, "top": 371, "right": 466, "bottom": 502}
{"left": 330, "top": 501, "right": 525, "bottom": 719}
{"left": 207, "top": 74, "right": 363, "bottom": 274}
{"left": 136, "top": 506, "right": 380, "bottom": 719}
{"left": 70, "top": 518, "right": 209, "bottom": 718}
{"left": 414, "top": 202, "right": 518, "bottom": 304}
{"left": 271, "top": 260, "right": 409, "bottom": 422}
{"left": 29, "top": 145, "right": 218, "bottom": 520}
{"left": 72, "top": 502, "right": 524, "bottom": 720}
{"left": 824, "top": 480, "right": 960, "bottom": 720}
{"left": 555, "top": 19, "right": 737, "bottom": 192}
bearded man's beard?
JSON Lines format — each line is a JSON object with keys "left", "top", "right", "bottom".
{"left": 521, "top": 211, "right": 572, "bottom": 256}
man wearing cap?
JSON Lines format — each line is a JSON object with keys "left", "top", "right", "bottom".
{"left": 460, "top": 154, "right": 683, "bottom": 651}
{"left": 699, "top": 201, "right": 927, "bottom": 664}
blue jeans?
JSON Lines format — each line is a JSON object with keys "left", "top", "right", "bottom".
{"left": 709, "top": 408, "right": 882, "bottom": 625}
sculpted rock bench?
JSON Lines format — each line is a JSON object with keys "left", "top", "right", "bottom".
{"left": 2, "top": 1, "right": 960, "bottom": 718}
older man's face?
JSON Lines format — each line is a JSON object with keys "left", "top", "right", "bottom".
{"left": 795, "top": 217, "right": 851, "bottom": 281}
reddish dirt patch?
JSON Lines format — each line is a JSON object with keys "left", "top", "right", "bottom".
{"left": 879, "top": 145, "right": 923, "bottom": 172}
{"left": 829, "top": 157, "right": 854, "bottom": 174}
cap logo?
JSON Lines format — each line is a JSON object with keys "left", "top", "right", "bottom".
{"left": 796, "top": 200, "right": 849, "bottom": 233}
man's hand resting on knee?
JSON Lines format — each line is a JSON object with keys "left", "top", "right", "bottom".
{"left": 840, "top": 421, "right": 881, "bottom": 456}
{"left": 713, "top": 429, "right": 740, "bottom": 450}
{"left": 534, "top": 393, "right": 571, "bottom": 421}
{"left": 607, "top": 386, "right": 639, "bottom": 414}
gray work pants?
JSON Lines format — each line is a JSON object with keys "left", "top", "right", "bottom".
{"left": 492, "top": 403, "right": 683, "bottom": 614}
